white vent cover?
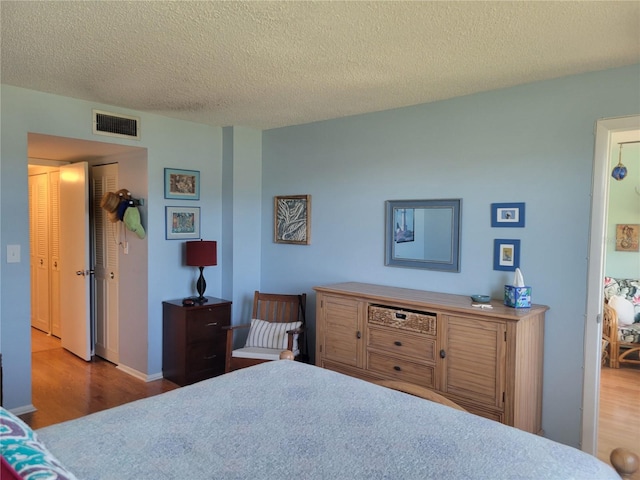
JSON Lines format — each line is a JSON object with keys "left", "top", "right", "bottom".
{"left": 92, "top": 109, "right": 140, "bottom": 140}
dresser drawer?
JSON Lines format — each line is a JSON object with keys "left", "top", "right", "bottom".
{"left": 368, "top": 304, "right": 436, "bottom": 335}
{"left": 367, "top": 351, "right": 435, "bottom": 388}
{"left": 368, "top": 326, "right": 436, "bottom": 362}
{"left": 186, "top": 307, "right": 229, "bottom": 343}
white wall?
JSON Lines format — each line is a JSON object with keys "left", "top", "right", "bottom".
{"left": 260, "top": 64, "right": 640, "bottom": 447}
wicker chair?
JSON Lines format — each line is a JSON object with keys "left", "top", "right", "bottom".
{"left": 602, "top": 278, "right": 640, "bottom": 368}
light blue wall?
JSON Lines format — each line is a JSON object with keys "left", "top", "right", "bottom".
{"left": 0, "top": 86, "right": 224, "bottom": 407}
{"left": 222, "top": 126, "right": 263, "bottom": 325}
{"left": 261, "top": 64, "right": 640, "bottom": 447}
{"left": 605, "top": 142, "right": 640, "bottom": 279}
{"left": 2, "top": 65, "right": 639, "bottom": 448}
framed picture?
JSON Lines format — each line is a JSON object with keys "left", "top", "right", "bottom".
{"left": 166, "top": 206, "right": 200, "bottom": 240}
{"left": 494, "top": 239, "right": 520, "bottom": 271}
{"left": 274, "top": 195, "right": 311, "bottom": 245}
{"left": 491, "top": 202, "right": 525, "bottom": 227}
{"left": 616, "top": 224, "right": 639, "bottom": 252}
{"left": 394, "top": 208, "right": 415, "bottom": 243}
{"left": 164, "top": 168, "right": 200, "bottom": 200}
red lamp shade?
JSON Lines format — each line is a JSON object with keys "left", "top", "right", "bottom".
{"left": 186, "top": 240, "right": 217, "bottom": 267}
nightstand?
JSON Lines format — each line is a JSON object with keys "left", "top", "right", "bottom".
{"left": 162, "top": 297, "right": 231, "bottom": 386}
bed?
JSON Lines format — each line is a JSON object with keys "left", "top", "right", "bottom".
{"left": 2, "top": 360, "right": 620, "bottom": 479}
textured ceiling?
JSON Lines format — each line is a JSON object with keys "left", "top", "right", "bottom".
{"left": 2, "top": 1, "right": 639, "bottom": 131}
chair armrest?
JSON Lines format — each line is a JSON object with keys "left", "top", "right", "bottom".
{"left": 603, "top": 303, "right": 619, "bottom": 334}
{"left": 286, "top": 327, "right": 305, "bottom": 335}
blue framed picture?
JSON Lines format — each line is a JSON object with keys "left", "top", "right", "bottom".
{"left": 491, "top": 202, "right": 525, "bottom": 227}
{"left": 165, "top": 206, "right": 200, "bottom": 240}
{"left": 493, "top": 239, "right": 520, "bottom": 271}
{"left": 164, "top": 168, "right": 200, "bottom": 200}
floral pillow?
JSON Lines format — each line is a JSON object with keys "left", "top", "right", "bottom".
{"left": 604, "top": 277, "right": 640, "bottom": 324}
{"left": 0, "top": 407, "right": 78, "bottom": 480}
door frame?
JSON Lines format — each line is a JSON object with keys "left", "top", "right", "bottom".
{"left": 582, "top": 114, "right": 640, "bottom": 453}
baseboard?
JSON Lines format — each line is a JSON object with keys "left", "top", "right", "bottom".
{"left": 9, "top": 404, "right": 37, "bottom": 416}
{"left": 116, "top": 363, "right": 163, "bottom": 383}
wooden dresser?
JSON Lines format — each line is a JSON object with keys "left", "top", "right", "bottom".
{"left": 162, "top": 297, "right": 231, "bottom": 386}
{"left": 314, "top": 282, "right": 548, "bottom": 434}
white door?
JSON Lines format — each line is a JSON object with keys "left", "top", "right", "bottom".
{"left": 59, "top": 162, "right": 91, "bottom": 361}
{"left": 92, "top": 164, "right": 119, "bottom": 363}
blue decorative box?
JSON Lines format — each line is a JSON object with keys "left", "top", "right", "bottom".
{"left": 504, "top": 285, "right": 531, "bottom": 308}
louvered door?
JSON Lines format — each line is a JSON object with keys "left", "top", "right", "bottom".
{"left": 29, "top": 173, "right": 50, "bottom": 333}
{"left": 92, "top": 164, "right": 120, "bottom": 363}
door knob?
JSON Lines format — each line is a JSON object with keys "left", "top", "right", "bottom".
{"left": 110, "top": 272, "right": 114, "bottom": 279}
{"left": 40, "top": 259, "right": 44, "bottom": 265}
{"left": 76, "top": 270, "right": 85, "bottom": 276}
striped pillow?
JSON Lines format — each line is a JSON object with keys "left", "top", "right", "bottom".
{"left": 244, "top": 319, "right": 302, "bottom": 353}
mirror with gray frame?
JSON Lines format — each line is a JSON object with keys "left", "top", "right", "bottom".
{"left": 385, "top": 199, "right": 461, "bottom": 272}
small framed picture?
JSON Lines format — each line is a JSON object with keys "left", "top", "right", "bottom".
{"left": 491, "top": 202, "right": 525, "bottom": 227}
{"left": 166, "top": 206, "right": 200, "bottom": 240}
{"left": 616, "top": 224, "right": 639, "bottom": 252}
{"left": 274, "top": 195, "right": 311, "bottom": 245}
{"left": 164, "top": 168, "right": 200, "bottom": 200}
{"left": 494, "top": 239, "right": 520, "bottom": 271}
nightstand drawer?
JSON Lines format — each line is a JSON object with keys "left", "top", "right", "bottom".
{"left": 367, "top": 351, "right": 435, "bottom": 388}
{"left": 187, "top": 342, "right": 225, "bottom": 377}
{"left": 187, "top": 306, "right": 230, "bottom": 342}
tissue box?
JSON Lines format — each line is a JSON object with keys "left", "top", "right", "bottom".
{"left": 504, "top": 285, "right": 531, "bottom": 308}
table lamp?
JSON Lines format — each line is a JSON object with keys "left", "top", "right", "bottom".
{"left": 186, "top": 240, "right": 217, "bottom": 303}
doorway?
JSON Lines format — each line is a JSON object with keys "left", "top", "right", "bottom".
{"left": 582, "top": 115, "right": 640, "bottom": 455}
{"left": 26, "top": 133, "right": 148, "bottom": 370}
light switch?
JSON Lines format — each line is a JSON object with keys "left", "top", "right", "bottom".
{"left": 7, "top": 244, "right": 20, "bottom": 263}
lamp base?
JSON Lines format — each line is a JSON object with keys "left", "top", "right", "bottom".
{"left": 195, "top": 266, "right": 208, "bottom": 304}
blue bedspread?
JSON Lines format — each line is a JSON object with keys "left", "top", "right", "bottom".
{"left": 36, "top": 361, "right": 619, "bottom": 479}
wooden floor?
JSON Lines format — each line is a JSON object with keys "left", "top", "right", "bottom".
{"left": 20, "top": 328, "right": 178, "bottom": 429}
{"left": 20, "top": 328, "right": 640, "bottom": 478}
{"left": 598, "top": 364, "right": 640, "bottom": 479}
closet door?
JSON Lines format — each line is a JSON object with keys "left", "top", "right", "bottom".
{"left": 92, "top": 164, "right": 120, "bottom": 364}
{"left": 29, "top": 173, "right": 50, "bottom": 333}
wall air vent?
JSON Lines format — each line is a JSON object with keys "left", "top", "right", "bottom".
{"left": 92, "top": 109, "right": 140, "bottom": 140}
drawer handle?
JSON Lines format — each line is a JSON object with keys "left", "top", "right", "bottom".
{"left": 393, "top": 365, "right": 402, "bottom": 371}
{"left": 204, "top": 354, "right": 217, "bottom": 360}
{"left": 395, "top": 313, "right": 407, "bottom": 319}
{"left": 206, "top": 322, "right": 218, "bottom": 327}
{"left": 356, "top": 331, "right": 362, "bottom": 339}
{"left": 394, "top": 341, "right": 402, "bottom": 347}
{"left": 440, "top": 349, "right": 446, "bottom": 359}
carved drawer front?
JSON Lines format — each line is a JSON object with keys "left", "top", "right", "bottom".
{"left": 368, "top": 326, "right": 435, "bottom": 362}
{"left": 187, "top": 307, "right": 229, "bottom": 343}
{"left": 368, "top": 304, "right": 436, "bottom": 335}
{"left": 367, "top": 351, "right": 435, "bottom": 388}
